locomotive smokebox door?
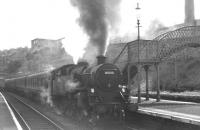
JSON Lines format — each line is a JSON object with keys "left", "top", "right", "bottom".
{"left": 91, "top": 63, "right": 121, "bottom": 95}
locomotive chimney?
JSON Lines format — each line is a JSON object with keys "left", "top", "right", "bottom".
{"left": 96, "top": 55, "right": 106, "bottom": 65}
{"left": 184, "top": 0, "right": 195, "bottom": 25}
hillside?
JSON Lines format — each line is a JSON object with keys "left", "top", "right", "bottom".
{"left": 0, "top": 39, "right": 73, "bottom": 77}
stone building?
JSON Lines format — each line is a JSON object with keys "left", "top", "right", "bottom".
{"left": 31, "top": 38, "right": 64, "bottom": 53}
{"left": 29, "top": 38, "right": 73, "bottom": 70}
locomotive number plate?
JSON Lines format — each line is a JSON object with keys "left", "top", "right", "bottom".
{"left": 104, "top": 71, "right": 114, "bottom": 74}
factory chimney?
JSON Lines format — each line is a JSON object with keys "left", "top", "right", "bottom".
{"left": 184, "top": 0, "right": 195, "bottom": 24}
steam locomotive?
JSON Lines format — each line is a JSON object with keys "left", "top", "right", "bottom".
{"left": 5, "top": 55, "right": 130, "bottom": 120}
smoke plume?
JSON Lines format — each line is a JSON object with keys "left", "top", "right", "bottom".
{"left": 40, "top": 86, "right": 53, "bottom": 106}
{"left": 71, "top": 0, "right": 121, "bottom": 62}
{"left": 144, "top": 19, "right": 168, "bottom": 39}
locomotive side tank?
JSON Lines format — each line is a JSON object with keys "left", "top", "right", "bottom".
{"left": 51, "top": 63, "right": 88, "bottom": 96}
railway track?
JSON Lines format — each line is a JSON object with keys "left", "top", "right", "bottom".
{"left": 1, "top": 92, "right": 139, "bottom": 130}
{"left": 3, "top": 92, "right": 64, "bottom": 130}
{"left": 3, "top": 91, "right": 198, "bottom": 130}
{"left": 4, "top": 91, "right": 186, "bottom": 130}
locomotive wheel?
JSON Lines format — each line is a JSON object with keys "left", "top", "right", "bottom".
{"left": 119, "top": 109, "right": 126, "bottom": 121}
{"left": 76, "top": 109, "right": 87, "bottom": 121}
{"left": 113, "top": 106, "right": 126, "bottom": 121}
{"left": 112, "top": 105, "right": 126, "bottom": 121}
{"left": 65, "top": 108, "right": 73, "bottom": 117}
{"left": 88, "top": 113, "right": 99, "bottom": 126}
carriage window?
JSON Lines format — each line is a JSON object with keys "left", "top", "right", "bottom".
{"left": 28, "top": 79, "right": 30, "bottom": 87}
{"left": 40, "top": 79, "right": 42, "bottom": 86}
{"left": 33, "top": 78, "right": 35, "bottom": 88}
{"left": 35, "top": 78, "right": 36, "bottom": 87}
{"left": 29, "top": 79, "right": 32, "bottom": 87}
{"left": 42, "top": 79, "right": 44, "bottom": 86}
{"left": 35, "top": 78, "right": 37, "bottom": 87}
{"left": 58, "top": 70, "right": 61, "bottom": 76}
{"left": 32, "top": 79, "right": 34, "bottom": 88}
{"left": 37, "top": 77, "right": 39, "bottom": 87}
{"left": 37, "top": 78, "right": 39, "bottom": 87}
{"left": 33, "top": 78, "right": 34, "bottom": 88}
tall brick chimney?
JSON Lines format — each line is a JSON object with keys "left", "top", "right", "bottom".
{"left": 184, "top": 0, "right": 195, "bottom": 24}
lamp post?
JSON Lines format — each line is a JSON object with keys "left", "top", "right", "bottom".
{"left": 136, "top": 1, "right": 141, "bottom": 103}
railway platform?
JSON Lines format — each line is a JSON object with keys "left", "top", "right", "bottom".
{"left": 130, "top": 97, "right": 200, "bottom": 126}
{"left": 0, "top": 92, "right": 22, "bottom": 130}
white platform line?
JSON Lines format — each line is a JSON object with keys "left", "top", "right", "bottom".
{"left": 130, "top": 96, "right": 198, "bottom": 105}
{"left": 0, "top": 92, "right": 22, "bottom": 130}
{"left": 8, "top": 102, "right": 31, "bottom": 130}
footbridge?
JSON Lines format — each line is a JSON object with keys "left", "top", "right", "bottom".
{"left": 113, "top": 26, "right": 200, "bottom": 102}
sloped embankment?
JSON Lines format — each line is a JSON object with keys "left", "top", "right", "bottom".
{"left": 152, "top": 58, "right": 200, "bottom": 92}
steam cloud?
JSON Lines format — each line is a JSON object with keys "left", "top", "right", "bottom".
{"left": 144, "top": 19, "right": 168, "bottom": 39}
{"left": 71, "top": 0, "right": 121, "bottom": 62}
{"left": 65, "top": 79, "right": 80, "bottom": 92}
{"left": 40, "top": 86, "right": 53, "bottom": 106}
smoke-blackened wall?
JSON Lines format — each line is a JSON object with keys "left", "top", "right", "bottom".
{"left": 71, "top": 0, "right": 121, "bottom": 64}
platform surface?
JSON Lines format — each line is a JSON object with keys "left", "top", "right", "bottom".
{"left": 0, "top": 92, "right": 21, "bottom": 130}
{"left": 130, "top": 97, "right": 200, "bottom": 126}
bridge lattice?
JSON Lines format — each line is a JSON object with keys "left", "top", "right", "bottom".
{"left": 113, "top": 26, "right": 200, "bottom": 66}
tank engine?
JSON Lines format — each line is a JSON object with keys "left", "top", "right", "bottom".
{"left": 50, "top": 55, "right": 129, "bottom": 119}
{"left": 81, "top": 56, "right": 127, "bottom": 117}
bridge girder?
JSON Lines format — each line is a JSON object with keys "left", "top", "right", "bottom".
{"left": 112, "top": 26, "right": 200, "bottom": 67}
{"left": 141, "top": 26, "right": 200, "bottom": 64}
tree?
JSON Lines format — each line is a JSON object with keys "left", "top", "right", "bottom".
{"left": 6, "top": 60, "right": 22, "bottom": 74}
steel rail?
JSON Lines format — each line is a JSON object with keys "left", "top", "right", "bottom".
{"left": 8, "top": 102, "right": 31, "bottom": 130}
{"left": 7, "top": 93, "right": 64, "bottom": 130}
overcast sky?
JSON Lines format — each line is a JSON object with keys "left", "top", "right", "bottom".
{"left": 0, "top": 0, "right": 199, "bottom": 61}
